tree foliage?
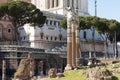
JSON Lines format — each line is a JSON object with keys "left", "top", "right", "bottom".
{"left": 60, "top": 16, "right": 120, "bottom": 42}
{"left": 0, "top": 1, "right": 46, "bottom": 27}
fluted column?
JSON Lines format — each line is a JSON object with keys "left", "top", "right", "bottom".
{"left": 2, "top": 60, "right": 6, "bottom": 80}
{"left": 71, "top": 23, "right": 76, "bottom": 67}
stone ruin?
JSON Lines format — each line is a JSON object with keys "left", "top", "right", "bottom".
{"left": 86, "top": 67, "right": 112, "bottom": 80}
{"left": 48, "top": 68, "right": 64, "bottom": 78}
{"left": 48, "top": 68, "right": 57, "bottom": 78}
{"left": 14, "top": 53, "right": 35, "bottom": 80}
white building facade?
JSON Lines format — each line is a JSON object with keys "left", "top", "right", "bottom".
{"left": 19, "top": 0, "right": 105, "bottom": 58}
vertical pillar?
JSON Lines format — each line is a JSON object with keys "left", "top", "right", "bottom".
{"left": 72, "top": 24, "right": 76, "bottom": 67}
{"left": 50, "top": 0, "right": 52, "bottom": 8}
{"left": 45, "top": 0, "right": 47, "bottom": 9}
{"left": 39, "top": 61, "right": 43, "bottom": 75}
{"left": 28, "top": 53, "right": 35, "bottom": 78}
{"left": 47, "top": 0, "right": 50, "bottom": 9}
{"left": 65, "top": 20, "right": 72, "bottom": 70}
{"left": 54, "top": 0, "right": 57, "bottom": 7}
{"left": 89, "top": 51, "right": 92, "bottom": 58}
{"left": 75, "top": 19, "right": 81, "bottom": 67}
{"left": 2, "top": 60, "right": 6, "bottom": 80}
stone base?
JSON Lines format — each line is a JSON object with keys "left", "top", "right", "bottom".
{"left": 65, "top": 64, "right": 72, "bottom": 70}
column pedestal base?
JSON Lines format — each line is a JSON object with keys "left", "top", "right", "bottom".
{"left": 65, "top": 64, "right": 72, "bottom": 70}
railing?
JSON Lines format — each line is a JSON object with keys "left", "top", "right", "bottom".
{"left": 0, "top": 45, "right": 45, "bottom": 53}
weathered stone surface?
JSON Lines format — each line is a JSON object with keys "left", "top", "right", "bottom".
{"left": 86, "top": 67, "right": 112, "bottom": 80}
{"left": 14, "top": 53, "right": 35, "bottom": 80}
{"left": 48, "top": 68, "right": 57, "bottom": 78}
{"left": 56, "top": 73, "right": 64, "bottom": 78}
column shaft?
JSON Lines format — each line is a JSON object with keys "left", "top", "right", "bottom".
{"left": 50, "top": 0, "right": 52, "bottom": 8}
{"left": 65, "top": 24, "right": 72, "bottom": 70}
{"left": 72, "top": 24, "right": 76, "bottom": 67}
{"left": 54, "top": 0, "right": 57, "bottom": 7}
{"left": 75, "top": 28, "right": 79, "bottom": 66}
{"left": 2, "top": 60, "right": 6, "bottom": 80}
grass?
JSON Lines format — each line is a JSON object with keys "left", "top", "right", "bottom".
{"left": 48, "top": 66, "right": 87, "bottom": 80}
{"left": 48, "top": 65, "right": 120, "bottom": 80}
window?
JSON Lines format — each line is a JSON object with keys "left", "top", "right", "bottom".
{"left": 58, "top": 22, "right": 60, "bottom": 26}
{"left": 46, "top": 36, "right": 48, "bottom": 40}
{"left": 7, "top": 24, "right": 13, "bottom": 33}
{"left": 59, "top": 34, "right": 62, "bottom": 40}
{"left": 50, "top": 20, "right": 52, "bottom": 25}
{"left": 46, "top": 20, "right": 48, "bottom": 25}
{"left": 51, "top": 36, "right": 53, "bottom": 40}
{"left": 40, "top": 33, "right": 44, "bottom": 39}
{"left": 67, "top": 0, "right": 70, "bottom": 7}
{"left": 54, "top": 21, "right": 56, "bottom": 26}
{"left": 54, "top": 37, "right": 57, "bottom": 40}
{"left": 24, "top": 36, "right": 26, "bottom": 40}
{"left": 84, "top": 31, "right": 86, "bottom": 39}
{"left": 8, "top": 29, "right": 11, "bottom": 33}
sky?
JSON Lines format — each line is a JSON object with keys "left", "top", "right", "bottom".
{"left": 88, "top": 0, "right": 120, "bottom": 22}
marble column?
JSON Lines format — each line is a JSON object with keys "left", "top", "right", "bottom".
{"left": 71, "top": 24, "right": 76, "bottom": 67}
{"left": 2, "top": 60, "right": 6, "bottom": 80}
{"left": 65, "top": 20, "right": 72, "bottom": 70}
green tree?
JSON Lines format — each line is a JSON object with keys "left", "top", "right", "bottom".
{"left": 107, "top": 20, "right": 120, "bottom": 58}
{"left": 0, "top": 1, "right": 46, "bottom": 42}
{"left": 60, "top": 16, "right": 120, "bottom": 59}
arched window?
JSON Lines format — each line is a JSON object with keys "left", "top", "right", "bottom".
{"left": 7, "top": 24, "right": 13, "bottom": 33}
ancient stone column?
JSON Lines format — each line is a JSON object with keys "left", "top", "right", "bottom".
{"left": 71, "top": 24, "right": 76, "bottom": 67}
{"left": 2, "top": 60, "right": 6, "bottom": 80}
{"left": 65, "top": 22, "right": 72, "bottom": 70}
{"left": 28, "top": 53, "right": 35, "bottom": 78}
{"left": 75, "top": 19, "right": 81, "bottom": 67}
{"left": 65, "top": 7, "right": 72, "bottom": 70}
{"left": 39, "top": 61, "right": 43, "bottom": 75}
